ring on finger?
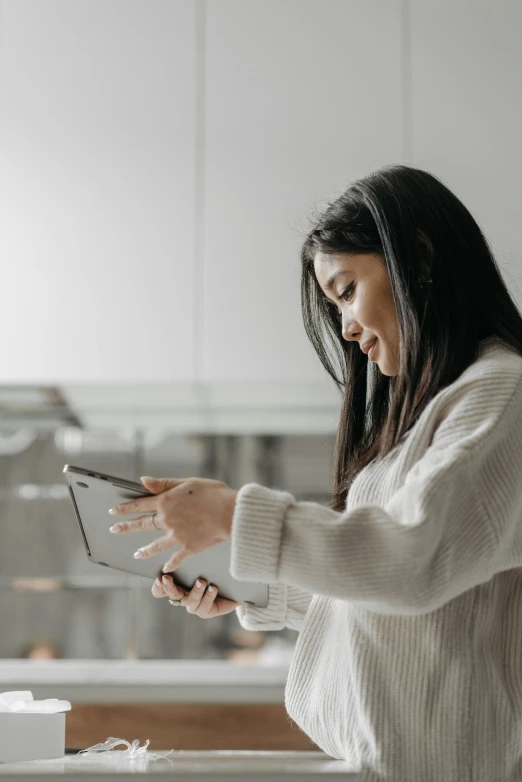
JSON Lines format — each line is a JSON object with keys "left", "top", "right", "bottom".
{"left": 162, "top": 576, "right": 186, "bottom": 604}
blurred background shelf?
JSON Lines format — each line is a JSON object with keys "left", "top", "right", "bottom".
{"left": 0, "top": 659, "right": 289, "bottom": 703}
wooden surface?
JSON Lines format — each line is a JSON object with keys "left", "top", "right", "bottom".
{"left": 66, "top": 703, "right": 321, "bottom": 751}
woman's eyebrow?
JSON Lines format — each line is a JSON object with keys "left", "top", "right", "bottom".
{"left": 325, "top": 270, "right": 351, "bottom": 290}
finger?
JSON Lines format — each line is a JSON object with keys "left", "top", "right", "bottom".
{"left": 161, "top": 546, "right": 191, "bottom": 573}
{"left": 110, "top": 514, "right": 160, "bottom": 534}
{"left": 180, "top": 578, "right": 208, "bottom": 614}
{"left": 134, "top": 535, "right": 177, "bottom": 561}
{"left": 109, "top": 496, "right": 160, "bottom": 517}
{"left": 212, "top": 597, "right": 245, "bottom": 616}
{"left": 196, "top": 583, "right": 219, "bottom": 618}
{"left": 151, "top": 578, "right": 166, "bottom": 598}
{"left": 160, "top": 574, "right": 187, "bottom": 601}
{"left": 141, "top": 477, "right": 188, "bottom": 491}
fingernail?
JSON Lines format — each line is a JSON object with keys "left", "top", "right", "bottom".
{"left": 155, "top": 578, "right": 161, "bottom": 586}
{"left": 108, "top": 508, "right": 117, "bottom": 515}
{"left": 162, "top": 576, "right": 169, "bottom": 584}
{"left": 196, "top": 580, "right": 201, "bottom": 588}
{"left": 109, "top": 525, "right": 119, "bottom": 533}
{"left": 162, "top": 565, "right": 170, "bottom": 573}
{"left": 207, "top": 585, "right": 213, "bottom": 593}
{"left": 133, "top": 550, "right": 145, "bottom": 559}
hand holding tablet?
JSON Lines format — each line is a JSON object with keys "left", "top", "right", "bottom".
{"left": 152, "top": 573, "right": 243, "bottom": 618}
{"left": 108, "top": 474, "right": 237, "bottom": 574}
{"left": 63, "top": 465, "right": 269, "bottom": 608}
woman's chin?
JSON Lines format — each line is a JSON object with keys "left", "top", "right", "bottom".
{"left": 377, "top": 352, "right": 400, "bottom": 377}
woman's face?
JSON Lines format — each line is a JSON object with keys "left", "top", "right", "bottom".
{"left": 314, "top": 250, "right": 400, "bottom": 376}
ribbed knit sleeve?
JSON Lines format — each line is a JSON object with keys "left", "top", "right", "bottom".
{"left": 230, "top": 363, "right": 522, "bottom": 616}
{"left": 235, "top": 584, "right": 313, "bottom": 632}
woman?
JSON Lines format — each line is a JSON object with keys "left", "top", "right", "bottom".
{"left": 108, "top": 165, "right": 522, "bottom": 782}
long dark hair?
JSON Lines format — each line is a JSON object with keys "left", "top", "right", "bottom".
{"left": 301, "top": 164, "right": 522, "bottom": 512}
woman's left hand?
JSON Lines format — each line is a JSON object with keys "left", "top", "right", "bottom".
{"left": 108, "top": 476, "right": 238, "bottom": 574}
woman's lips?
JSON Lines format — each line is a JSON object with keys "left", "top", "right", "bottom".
{"left": 368, "top": 340, "right": 378, "bottom": 360}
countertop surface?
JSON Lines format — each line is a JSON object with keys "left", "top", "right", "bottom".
{"left": 0, "top": 660, "right": 288, "bottom": 685}
{"left": 0, "top": 751, "right": 361, "bottom": 781}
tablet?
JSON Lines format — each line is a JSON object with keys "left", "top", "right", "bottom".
{"left": 63, "top": 464, "right": 269, "bottom": 608}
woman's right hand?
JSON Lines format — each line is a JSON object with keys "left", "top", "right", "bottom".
{"left": 151, "top": 573, "right": 243, "bottom": 618}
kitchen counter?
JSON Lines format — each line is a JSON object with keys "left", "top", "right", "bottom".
{"left": 0, "top": 660, "right": 319, "bottom": 752}
{"left": 0, "top": 660, "right": 288, "bottom": 703}
{"left": 0, "top": 750, "right": 360, "bottom": 781}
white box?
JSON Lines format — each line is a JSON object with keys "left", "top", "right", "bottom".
{"left": 0, "top": 713, "right": 65, "bottom": 763}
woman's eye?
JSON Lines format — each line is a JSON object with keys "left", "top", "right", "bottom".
{"left": 325, "top": 284, "right": 354, "bottom": 320}
{"left": 339, "top": 283, "right": 354, "bottom": 303}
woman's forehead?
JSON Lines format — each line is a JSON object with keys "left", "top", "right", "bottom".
{"left": 313, "top": 251, "right": 373, "bottom": 278}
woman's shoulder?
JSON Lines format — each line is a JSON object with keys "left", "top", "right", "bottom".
{"left": 425, "top": 337, "right": 522, "bottom": 451}
{"left": 476, "top": 334, "right": 522, "bottom": 367}
{"left": 459, "top": 336, "right": 522, "bottom": 395}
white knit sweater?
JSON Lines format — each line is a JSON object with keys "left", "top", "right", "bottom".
{"left": 229, "top": 336, "right": 522, "bottom": 782}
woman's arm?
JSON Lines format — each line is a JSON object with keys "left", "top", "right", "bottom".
{"left": 230, "top": 365, "right": 522, "bottom": 616}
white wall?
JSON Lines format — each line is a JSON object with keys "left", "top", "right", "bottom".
{"left": 409, "top": 0, "right": 522, "bottom": 294}
{"left": 202, "top": 0, "right": 402, "bottom": 381}
{"left": 1, "top": 0, "right": 197, "bottom": 382}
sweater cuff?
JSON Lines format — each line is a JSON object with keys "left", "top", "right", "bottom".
{"left": 235, "top": 583, "right": 288, "bottom": 631}
{"left": 230, "top": 482, "right": 293, "bottom": 582}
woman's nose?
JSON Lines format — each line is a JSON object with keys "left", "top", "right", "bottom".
{"left": 341, "top": 318, "right": 357, "bottom": 342}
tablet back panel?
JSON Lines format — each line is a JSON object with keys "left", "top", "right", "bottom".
{"left": 63, "top": 465, "right": 268, "bottom": 607}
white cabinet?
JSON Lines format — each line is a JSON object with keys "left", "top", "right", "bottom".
{"left": 1, "top": 0, "right": 404, "bottom": 387}
{"left": 410, "top": 0, "right": 522, "bottom": 299}
{"left": 202, "top": 0, "right": 403, "bottom": 381}
{"left": 0, "top": 0, "right": 197, "bottom": 382}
